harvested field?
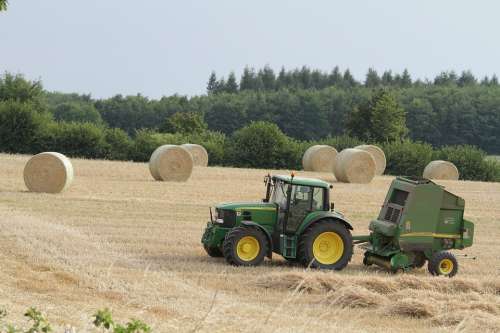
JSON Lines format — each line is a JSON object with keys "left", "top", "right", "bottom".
{"left": 0, "top": 153, "right": 499, "bottom": 332}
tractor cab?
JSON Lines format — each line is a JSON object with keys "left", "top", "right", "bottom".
{"left": 264, "top": 174, "right": 332, "bottom": 234}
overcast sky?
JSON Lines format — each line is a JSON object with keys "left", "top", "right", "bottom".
{"left": 1, "top": 1, "right": 499, "bottom": 98}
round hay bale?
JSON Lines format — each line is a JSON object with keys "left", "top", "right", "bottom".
{"left": 334, "top": 148, "right": 376, "bottom": 184}
{"left": 423, "top": 160, "right": 459, "bottom": 180}
{"left": 181, "top": 143, "right": 208, "bottom": 167}
{"left": 149, "top": 145, "right": 166, "bottom": 181}
{"left": 302, "top": 145, "right": 338, "bottom": 172}
{"left": 23, "top": 152, "right": 74, "bottom": 193}
{"left": 355, "top": 144, "right": 386, "bottom": 175}
{"left": 149, "top": 145, "right": 193, "bottom": 182}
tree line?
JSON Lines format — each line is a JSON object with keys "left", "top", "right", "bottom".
{"left": 3, "top": 67, "right": 495, "bottom": 154}
{"left": 87, "top": 83, "right": 500, "bottom": 154}
{"left": 1, "top": 71, "right": 500, "bottom": 181}
{"left": 207, "top": 66, "right": 499, "bottom": 94}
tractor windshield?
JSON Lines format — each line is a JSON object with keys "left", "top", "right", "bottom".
{"left": 271, "top": 180, "right": 288, "bottom": 210}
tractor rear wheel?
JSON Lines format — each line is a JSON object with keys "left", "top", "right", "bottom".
{"left": 428, "top": 251, "right": 458, "bottom": 277}
{"left": 223, "top": 227, "right": 268, "bottom": 266}
{"left": 298, "top": 220, "right": 353, "bottom": 270}
{"left": 204, "top": 244, "right": 223, "bottom": 257}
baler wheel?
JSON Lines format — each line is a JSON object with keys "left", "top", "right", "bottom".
{"left": 298, "top": 220, "right": 353, "bottom": 270}
{"left": 223, "top": 227, "right": 268, "bottom": 266}
{"left": 428, "top": 251, "right": 458, "bottom": 277}
{"left": 204, "top": 244, "right": 223, "bottom": 257}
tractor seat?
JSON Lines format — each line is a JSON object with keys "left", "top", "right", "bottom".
{"left": 369, "top": 219, "right": 398, "bottom": 237}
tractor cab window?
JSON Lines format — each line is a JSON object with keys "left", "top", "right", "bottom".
{"left": 290, "top": 185, "right": 311, "bottom": 211}
{"left": 286, "top": 185, "right": 325, "bottom": 233}
{"left": 271, "top": 180, "right": 288, "bottom": 210}
{"left": 312, "top": 187, "right": 324, "bottom": 211}
{"left": 291, "top": 185, "right": 325, "bottom": 210}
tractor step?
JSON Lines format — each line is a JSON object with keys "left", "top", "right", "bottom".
{"left": 280, "top": 234, "right": 297, "bottom": 258}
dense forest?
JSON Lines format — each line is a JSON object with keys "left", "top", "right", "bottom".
{"left": 36, "top": 66, "right": 500, "bottom": 154}
{"left": 1, "top": 68, "right": 500, "bottom": 181}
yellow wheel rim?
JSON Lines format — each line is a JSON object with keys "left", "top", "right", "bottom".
{"left": 312, "top": 232, "right": 344, "bottom": 265}
{"left": 236, "top": 236, "right": 260, "bottom": 261}
{"left": 438, "top": 258, "right": 454, "bottom": 275}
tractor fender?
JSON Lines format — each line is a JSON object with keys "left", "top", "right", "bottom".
{"left": 241, "top": 220, "right": 273, "bottom": 259}
{"left": 297, "top": 212, "right": 353, "bottom": 236}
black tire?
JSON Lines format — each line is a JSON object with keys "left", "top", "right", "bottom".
{"left": 223, "top": 226, "right": 268, "bottom": 266}
{"left": 298, "top": 220, "right": 353, "bottom": 270}
{"left": 427, "top": 260, "right": 436, "bottom": 275}
{"left": 428, "top": 251, "right": 458, "bottom": 278}
{"left": 412, "top": 252, "right": 427, "bottom": 269}
{"left": 204, "top": 244, "right": 223, "bottom": 257}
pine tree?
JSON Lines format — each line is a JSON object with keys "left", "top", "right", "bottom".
{"left": 311, "top": 69, "right": 326, "bottom": 89}
{"left": 276, "top": 67, "right": 287, "bottom": 89}
{"left": 254, "top": 75, "right": 265, "bottom": 91}
{"left": 370, "top": 90, "right": 408, "bottom": 142}
{"left": 342, "top": 69, "right": 357, "bottom": 88}
{"left": 207, "top": 71, "right": 217, "bottom": 94}
{"left": 215, "top": 77, "right": 226, "bottom": 94}
{"left": 259, "top": 65, "right": 276, "bottom": 90}
{"left": 434, "top": 71, "right": 458, "bottom": 86}
{"left": 365, "top": 68, "right": 381, "bottom": 88}
{"left": 457, "top": 70, "right": 477, "bottom": 87}
{"left": 225, "top": 72, "right": 238, "bottom": 93}
{"left": 328, "top": 66, "right": 343, "bottom": 86}
{"left": 299, "top": 66, "right": 312, "bottom": 89}
{"left": 381, "top": 70, "right": 394, "bottom": 86}
{"left": 240, "top": 66, "right": 256, "bottom": 91}
{"left": 400, "top": 69, "right": 412, "bottom": 88}
{"left": 490, "top": 74, "right": 499, "bottom": 86}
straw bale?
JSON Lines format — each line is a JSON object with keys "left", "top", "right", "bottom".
{"left": 23, "top": 152, "right": 73, "bottom": 193}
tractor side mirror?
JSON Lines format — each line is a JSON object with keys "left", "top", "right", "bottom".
{"left": 330, "top": 202, "right": 335, "bottom": 211}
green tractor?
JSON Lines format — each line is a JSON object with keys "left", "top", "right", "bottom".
{"left": 202, "top": 174, "right": 354, "bottom": 270}
{"left": 201, "top": 174, "right": 474, "bottom": 277}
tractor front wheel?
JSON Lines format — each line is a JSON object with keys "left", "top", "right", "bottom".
{"left": 223, "top": 227, "right": 268, "bottom": 266}
{"left": 298, "top": 220, "right": 353, "bottom": 270}
{"left": 428, "top": 251, "right": 458, "bottom": 277}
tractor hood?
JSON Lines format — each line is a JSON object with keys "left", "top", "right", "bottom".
{"left": 215, "top": 202, "right": 277, "bottom": 212}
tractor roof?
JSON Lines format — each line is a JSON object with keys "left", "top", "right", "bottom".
{"left": 273, "top": 175, "right": 331, "bottom": 188}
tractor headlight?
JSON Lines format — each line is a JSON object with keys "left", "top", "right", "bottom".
{"left": 215, "top": 218, "right": 224, "bottom": 224}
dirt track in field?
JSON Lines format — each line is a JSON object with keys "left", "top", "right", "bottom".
{"left": 0, "top": 153, "right": 499, "bottom": 332}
